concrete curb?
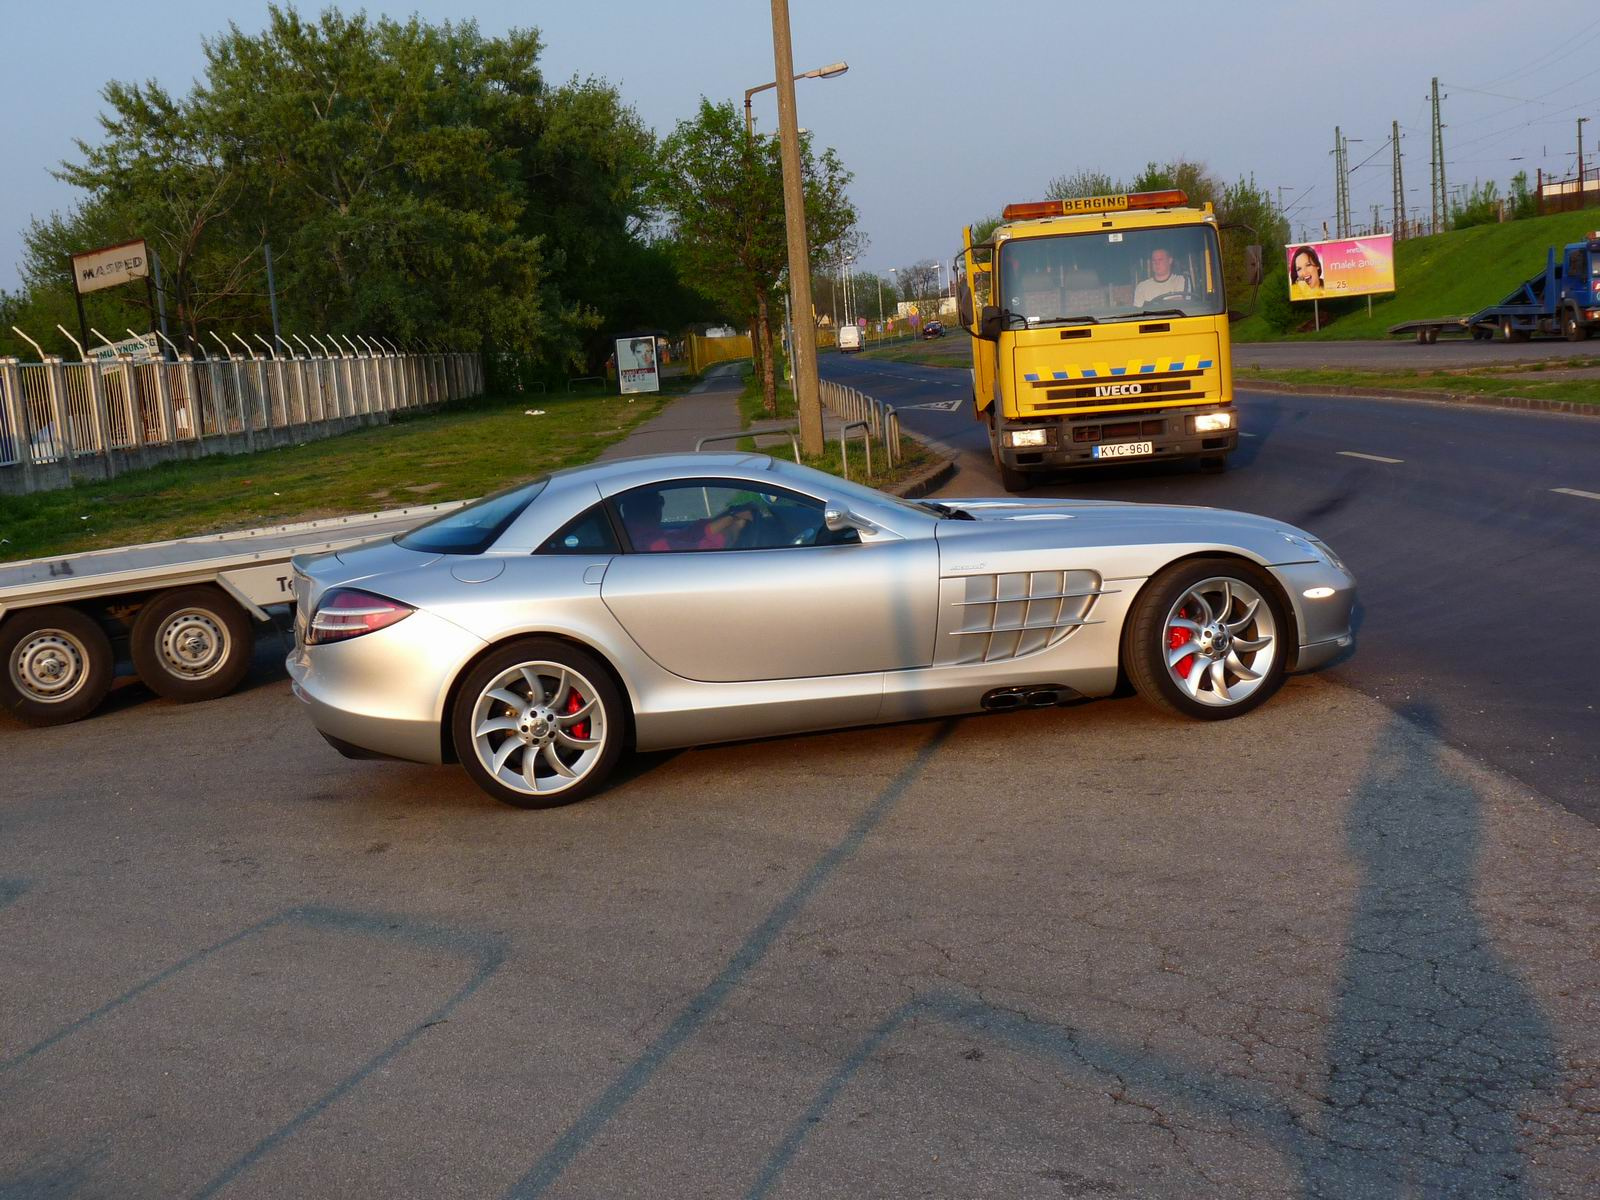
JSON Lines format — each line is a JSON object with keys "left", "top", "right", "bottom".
{"left": 884, "top": 453, "right": 957, "bottom": 499}
{"left": 1239, "top": 378, "right": 1600, "bottom": 419}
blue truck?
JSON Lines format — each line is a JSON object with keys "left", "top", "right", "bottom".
{"left": 1389, "top": 231, "right": 1600, "bottom": 343}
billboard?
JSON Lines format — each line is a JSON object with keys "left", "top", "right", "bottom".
{"left": 1286, "top": 234, "right": 1394, "bottom": 301}
{"left": 616, "top": 335, "right": 660, "bottom": 395}
{"left": 72, "top": 239, "right": 150, "bottom": 295}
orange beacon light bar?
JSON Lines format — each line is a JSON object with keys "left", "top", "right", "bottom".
{"left": 1001, "top": 190, "right": 1188, "bottom": 221}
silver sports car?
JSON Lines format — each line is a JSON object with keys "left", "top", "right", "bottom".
{"left": 287, "top": 452, "right": 1355, "bottom": 808}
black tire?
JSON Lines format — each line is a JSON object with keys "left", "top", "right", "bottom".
{"left": 1500, "top": 317, "right": 1528, "bottom": 343}
{"left": 451, "top": 638, "right": 627, "bottom": 809}
{"left": 0, "top": 605, "right": 115, "bottom": 726}
{"left": 1122, "top": 557, "right": 1290, "bottom": 721}
{"left": 130, "top": 586, "right": 256, "bottom": 702}
{"left": 1563, "top": 307, "right": 1590, "bottom": 343}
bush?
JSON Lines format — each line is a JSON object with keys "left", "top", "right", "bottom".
{"left": 1258, "top": 266, "right": 1298, "bottom": 334}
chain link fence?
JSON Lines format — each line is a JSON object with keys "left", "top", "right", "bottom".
{"left": 0, "top": 347, "right": 483, "bottom": 495}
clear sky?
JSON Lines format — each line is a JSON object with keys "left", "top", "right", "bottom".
{"left": 2, "top": 0, "right": 1596, "bottom": 298}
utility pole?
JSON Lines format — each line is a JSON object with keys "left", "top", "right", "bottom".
{"left": 769, "top": 0, "right": 823, "bottom": 456}
{"left": 1580, "top": 117, "right": 1590, "bottom": 200}
{"left": 1429, "top": 77, "right": 1447, "bottom": 232}
{"left": 1392, "top": 120, "right": 1406, "bottom": 238}
{"left": 1331, "top": 127, "right": 1346, "bottom": 238}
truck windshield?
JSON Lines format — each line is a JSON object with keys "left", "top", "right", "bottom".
{"left": 997, "top": 225, "right": 1224, "bottom": 326}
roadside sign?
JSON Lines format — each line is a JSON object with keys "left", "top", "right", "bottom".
{"left": 856, "top": 317, "right": 867, "bottom": 329}
{"left": 86, "top": 333, "right": 158, "bottom": 363}
{"left": 615, "top": 335, "right": 660, "bottom": 395}
{"left": 71, "top": 239, "right": 150, "bottom": 295}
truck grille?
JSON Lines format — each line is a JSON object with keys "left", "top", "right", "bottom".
{"left": 1025, "top": 366, "right": 1209, "bottom": 410}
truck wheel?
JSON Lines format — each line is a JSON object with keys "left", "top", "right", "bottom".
{"left": 130, "top": 586, "right": 255, "bottom": 702}
{"left": 1199, "top": 455, "right": 1228, "bottom": 473}
{"left": 1500, "top": 317, "right": 1528, "bottom": 343}
{"left": 0, "top": 606, "right": 115, "bottom": 726}
{"left": 1563, "top": 308, "right": 1590, "bottom": 343}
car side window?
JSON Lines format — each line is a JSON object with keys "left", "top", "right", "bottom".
{"left": 538, "top": 505, "right": 621, "bottom": 555}
{"left": 612, "top": 480, "right": 851, "bottom": 553}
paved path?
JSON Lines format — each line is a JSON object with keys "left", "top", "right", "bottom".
{"left": 598, "top": 363, "right": 746, "bottom": 459}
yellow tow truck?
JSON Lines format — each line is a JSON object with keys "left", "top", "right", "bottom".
{"left": 955, "top": 189, "right": 1261, "bottom": 491}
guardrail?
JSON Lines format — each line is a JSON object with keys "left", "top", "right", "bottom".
{"left": 694, "top": 428, "right": 802, "bottom": 462}
{"left": 819, "top": 380, "right": 903, "bottom": 479}
{"left": 0, "top": 345, "right": 484, "bottom": 496}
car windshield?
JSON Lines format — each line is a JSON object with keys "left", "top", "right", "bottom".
{"left": 396, "top": 478, "right": 548, "bottom": 555}
{"left": 997, "top": 224, "right": 1224, "bottom": 326}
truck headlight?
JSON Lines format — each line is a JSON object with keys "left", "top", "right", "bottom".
{"left": 1192, "top": 412, "right": 1234, "bottom": 433}
{"left": 1006, "top": 428, "right": 1051, "bottom": 448}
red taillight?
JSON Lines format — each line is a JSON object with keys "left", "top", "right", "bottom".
{"left": 307, "top": 589, "right": 414, "bottom": 645}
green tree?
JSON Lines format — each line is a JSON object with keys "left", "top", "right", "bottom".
{"left": 1045, "top": 169, "right": 1124, "bottom": 199}
{"left": 14, "top": 5, "right": 675, "bottom": 372}
{"left": 1508, "top": 171, "right": 1537, "bottom": 221}
{"left": 653, "top": 98, "right": 855, "bottom": 412}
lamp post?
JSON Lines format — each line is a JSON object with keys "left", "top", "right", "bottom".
{"left": 744, "top": 60, "right": 848, "bottom": 134}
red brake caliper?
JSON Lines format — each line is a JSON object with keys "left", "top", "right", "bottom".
{"left": 1168, "top": 605, "right": 1194, "bottom": 678}
{"left": 565, "top": 688, "right": 588, "bottom": 741}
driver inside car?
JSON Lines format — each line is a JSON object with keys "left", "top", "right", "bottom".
{"left": 1133, "top": 247, "right": 1187, "bottom": 307}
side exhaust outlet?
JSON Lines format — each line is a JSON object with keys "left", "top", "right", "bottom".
{"left": 981, "top": 685, "right": 1078, "bottom": 711}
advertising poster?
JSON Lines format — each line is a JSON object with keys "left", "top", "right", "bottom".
{"left": 1286, "top": 234, "right": 1395, "bottom": 301}
{"left": 616, "top": 335, "right": 660, "bottom": 395}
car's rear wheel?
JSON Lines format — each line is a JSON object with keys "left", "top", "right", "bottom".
{"left": 452, "top": 639, "right": 626, "bottom": 808}
{"left": 1124, "top": 558, "right": 1288, "bottom": 720}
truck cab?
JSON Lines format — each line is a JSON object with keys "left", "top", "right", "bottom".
{"left": 957, "top": 190, "right": 1258, "bottom": 491}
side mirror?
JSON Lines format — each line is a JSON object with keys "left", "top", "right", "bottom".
{"left": 1245, "top": 245, "right": 1264, "bottom": 287}
{"left": 956, "top": 275, "right": 974, "bottom": 327}
{"left": 978, "top": 305, "right": 1004, "bottom": 341}
{"left": 824, "top": 506, "right": 878, "bottom": 536}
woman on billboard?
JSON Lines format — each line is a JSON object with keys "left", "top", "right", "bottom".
{"left": 1291, "top": 245, "right": 1325, "bottom": 293}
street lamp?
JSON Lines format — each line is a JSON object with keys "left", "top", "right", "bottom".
{"left": 744, "top": 61, "right": 848, "bottom": 134}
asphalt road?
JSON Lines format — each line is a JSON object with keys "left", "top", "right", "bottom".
{"left": 4, "top": 366, "right": 1600, "bottom": 1197}
{"left": 822, "top": 352, "right": 1600, "bottom": 827}
{"left": 3, "top": 646, "right": 1598, "bottom": 1197}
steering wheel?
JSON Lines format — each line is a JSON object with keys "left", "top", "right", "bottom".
{"left": 1143, "top": 289, "right": 1193, "bottom": 307}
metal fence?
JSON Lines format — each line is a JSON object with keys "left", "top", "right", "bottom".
{"left": 0, "top": 349, "right": 483, "bottom": 495}
{"left": 819, "top": 380, "right": 903, "bottom": 481}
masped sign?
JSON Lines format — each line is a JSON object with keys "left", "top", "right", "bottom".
{"left": 1286, "top": 234, "right": 1394, "bottom": 301}
{"left": 616, "top": 335, "right": 660, "bottom": 395}
{"left": 72, "top": 239, "right": 150, "bottom": 295}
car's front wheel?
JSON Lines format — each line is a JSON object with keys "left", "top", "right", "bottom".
{"left": 1123, "top": 558, "right": 1288, "bottom": 720}
{"left": 452, "top": 639, "right": 626, "bottom": 808}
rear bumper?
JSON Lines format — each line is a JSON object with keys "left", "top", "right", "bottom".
{"left": 285, "top": 609, "right": 484, "bottom": 765}
{"left": 996, "top": 406, "right": 1237, "bottom": 470}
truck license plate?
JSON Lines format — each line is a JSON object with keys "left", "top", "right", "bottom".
{"left": 1093, "top": 440, "right": 1153, "bottom": 459}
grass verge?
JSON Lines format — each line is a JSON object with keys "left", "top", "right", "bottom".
{"left": 1, "top": 383, "right": 680, "bottom": 562}
{"left": 1236, "top": 363, "right": 1600, "bottom": 407}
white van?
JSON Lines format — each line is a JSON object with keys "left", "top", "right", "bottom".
{"left": 837, "top": 325, "right": 864, "bottom": 353}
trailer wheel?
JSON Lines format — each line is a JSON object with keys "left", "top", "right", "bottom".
{"left": 0, "top": 606, "right": 115, "bottom": 726}
{"left": 1563, "top": 307, "right": 1590, "bottom": 343}
{"left": 130, "top": 586, "right": 255, "bottom": 702}
{"left": 1500, "top": 317, "right": 1528, "bottom": 343}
